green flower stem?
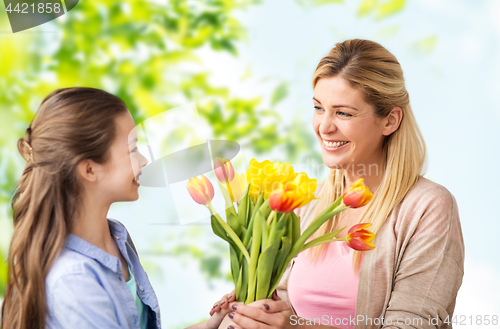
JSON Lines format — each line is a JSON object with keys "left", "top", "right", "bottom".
{"left": 301, "top": 234, "right": 347, "bottom": 252}
{"left": 207, "top": 203, "right": 250, "bottom": 263}
{"left": 284, "top": 204, "right": 348, "bottom": 268}
{"left": 266, "top": 210, "right": 276, "bottom": 226}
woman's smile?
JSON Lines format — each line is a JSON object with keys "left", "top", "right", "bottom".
{"left": 322, "top": 139, "right": 351, "bottom": 151}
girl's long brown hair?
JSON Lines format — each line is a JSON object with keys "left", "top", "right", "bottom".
{"left": 1, "top": 87, "right": 128, "bottom": 329}
{"left": 307, "top": 39, "right": 427, "bottom": 273}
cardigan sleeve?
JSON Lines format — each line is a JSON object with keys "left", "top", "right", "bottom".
{"left": 381, "top": 186, "right": 465, "bottom": 329}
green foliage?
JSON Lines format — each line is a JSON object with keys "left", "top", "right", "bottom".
{"left": 0, "top": 250, "right": 7, "bottom": 298}
{"left": 271, "top": 82, "right": 288, "bottom": 106}
{"left": 411, "top": 35, "right": 438, "bottom": 55}
{"left": 357, "top": 0, "right": 378, "bottom": 18}
{"left": 311, "top": 0, "right": 344, "bottom": 5}
{"left": 375, "top": 0, "right": 406, "bottom": 20}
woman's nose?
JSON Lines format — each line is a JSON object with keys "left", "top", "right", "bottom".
{"left": 318, "top": 115, "right": 337, "bottom": 135}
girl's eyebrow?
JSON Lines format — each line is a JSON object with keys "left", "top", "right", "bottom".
{"left": 128, "top": 137, "right": 138, "bottom": 144}
{"left": 312, "top": 97, "right": 359, "bottom": 111}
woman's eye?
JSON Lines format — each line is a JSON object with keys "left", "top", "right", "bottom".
{"left": 131, "top": 147, "right": 138, "bottom": 153}
{"left": 337, "top": 111, "right": 352, "bottom": 118}
{"left": 314, "top": 106, "right": 324, "bottom": 112}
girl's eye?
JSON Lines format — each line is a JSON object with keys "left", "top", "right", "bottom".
{"left": 131, "top": 147, "right": 138, "bottom": 153}
{"left": 337, "top": 111, "right": 352, "bottom": 118}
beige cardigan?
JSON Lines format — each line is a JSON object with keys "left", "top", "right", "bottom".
{"left": 277, "top": 176, "right": 465, "bottom": 329}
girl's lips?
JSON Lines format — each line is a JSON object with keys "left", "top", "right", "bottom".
{"left": 323, "top": 141, "right": 350, "bottom": 152}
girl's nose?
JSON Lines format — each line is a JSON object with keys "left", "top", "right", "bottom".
{"left": 140, "top": 152, "right": 149, "bottom": 168}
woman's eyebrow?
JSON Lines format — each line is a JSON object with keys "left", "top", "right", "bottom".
{"left": 312, "top": 97, "right": 358, "bottom": 111}
{"left": 128, "top": 137, "right": 138, "bottom": 145}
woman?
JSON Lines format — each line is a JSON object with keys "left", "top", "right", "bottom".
{"left": 220, "top": 39, "right": 465, "bottom": 328}
{"left": 0, "top": 87, "right": 231, "bottom": 329}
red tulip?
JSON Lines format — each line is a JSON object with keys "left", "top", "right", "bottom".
{"left": 214, "top": 158, "right": 235, "bottom": 183}
{"left": 342, "top": 179, "right": 373, "bottom": 208}
{"left": 186, "top": 175, "right": 215, "bottom": 205}
{"left": 345, "top": 223, "right": 375, "bottom": 251}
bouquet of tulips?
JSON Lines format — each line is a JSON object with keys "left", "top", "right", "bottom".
{"left": 186, "top": 158, "right": 375, "bottom": 304}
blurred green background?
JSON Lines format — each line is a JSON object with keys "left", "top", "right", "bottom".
{"left": 1, "top": 0, "right": 500, "bottom": 327}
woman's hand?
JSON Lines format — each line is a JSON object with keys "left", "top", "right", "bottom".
{"left": 226, "top": 298, "right": 295, "bottom": 329}
{"left": 205, "top": 290, "right": 236, "bottom": 329}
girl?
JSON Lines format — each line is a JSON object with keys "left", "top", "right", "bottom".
{"left": 220, "top": 39, "right": 465, "bottom": 329}
{"left": 1, "top": 87, "right": 231, "bottom": 329}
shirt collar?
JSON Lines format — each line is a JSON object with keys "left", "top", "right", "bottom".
{"left": 64, "top": 218, "right": 128, "bottom": 275}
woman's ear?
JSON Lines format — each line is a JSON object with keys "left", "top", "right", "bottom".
{"left": 383, "top": 106, "right": 403, "bottom": 136}
{"left": 76, "top": 159, "right": 98, "bottom": 183}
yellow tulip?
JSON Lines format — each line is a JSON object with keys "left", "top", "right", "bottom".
{"left": 269, "top": 173, "right": 318, "bottom": 213}
{"left": 228, "top": 172, "right": 248, "bottom": 203}
{"left": 245, "top": 159, "right": 296, "bottom": 201}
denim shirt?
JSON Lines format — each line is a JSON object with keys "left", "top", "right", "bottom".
{"left": 45, "top": 218, "right": 161, "bottom": 328}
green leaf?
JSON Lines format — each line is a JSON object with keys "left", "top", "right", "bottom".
{"left": 375, "top": 0, "right": 406, "bottom": 20}
{"left": 255, "top": 238, "right": 281, "bottom": 300}
{"left": 357, "top": 0, "right": 378, "bottom": 18}
{"left": 229, "top": 245, "right": 240, "bottom": 287}
{"left": 272, "top": 236, "right": 291, "bottom": 278}
{"left": 412, "top": 35, "right": 438, "bottom": 55}
{"left": 236, "top": 257, "right": 248, "bottom": 302}
{"left": 0, "top": 251, "right": 7, "bottom": 298}
{"left": 301, "top": 227, "right": 346, "bottom": 251}
{"left": 312, "top": 0, "right": 344, "bottom": 6}
{"left": 271, "top": 83, "right": 288, "bottom": 106}
{"left": 226, "top": 205, "right": 242, "bottom": 237}
{"left": 290, "top": 211, "right": 301, "bottom": 248}
{"left": 246, "top": 210, "right": 262, "bottom": 303}
{"left": 237, "top": 183, "right": 251, "bottom": 228}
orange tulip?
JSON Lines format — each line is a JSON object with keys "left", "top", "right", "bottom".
{"left": 214, "top": 158, "right": 235, "bottom": 183}
{"left": 342, "top": 179, "right": 373, "bottom": 208}
{"left": 186, "top": 174, "right": 215, "bottom": 205}
{"left": 345, "top": 223, "right": 375, "bottom": 251}
{"left": 269, "top": 174, "right": 317, "bottom": 213}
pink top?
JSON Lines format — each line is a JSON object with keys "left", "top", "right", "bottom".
{"left": 287, "top": 241, "right": 365, "bottom": 329}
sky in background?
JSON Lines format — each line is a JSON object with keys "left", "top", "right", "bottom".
{"left": 105, "top": 0, "right": 500, "bottom": 326}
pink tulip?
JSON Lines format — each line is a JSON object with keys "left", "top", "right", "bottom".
{"left": 186, "top": 175, "right": 215, "bottom": 205}
{"left": 214, "top": 158, "right": 235, "bottom": 183}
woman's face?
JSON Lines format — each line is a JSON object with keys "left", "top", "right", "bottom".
{"left": 98, "top": 111, "right": 149, "bottom": 203}
{"left": 312, "top": 76, "right": 387, "bottom": 173}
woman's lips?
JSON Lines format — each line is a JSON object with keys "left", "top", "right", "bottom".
{"left": 323, "top": 141, "right": 350, "bottom": 151}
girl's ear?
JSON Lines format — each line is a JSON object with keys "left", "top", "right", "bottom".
{"left": 76, "top": 159, "right": 98, "bottom": 183}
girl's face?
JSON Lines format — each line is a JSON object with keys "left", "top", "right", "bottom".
{"left": 98, "top": 111, "right": 148, "bottom": 203}
{"left": 312, "top": 76, "right": 387, "bottom": 172}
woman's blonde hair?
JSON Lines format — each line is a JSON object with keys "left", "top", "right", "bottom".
{"left": 1, "top": 87, "right": 129, "bottom": 329}
{"left": 307, "top": 39, "right": 427, "bottom": 273}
